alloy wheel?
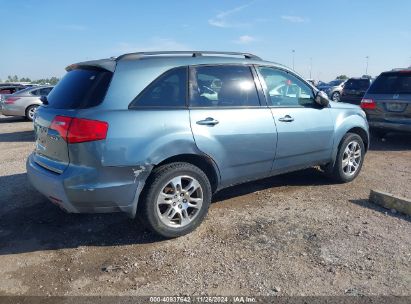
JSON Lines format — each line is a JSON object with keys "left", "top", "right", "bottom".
{"left": 342, "top": 141, "right": 362, "bottom": 176}
{"left": 156, "top": 175, "right": 203, "bottom": 228}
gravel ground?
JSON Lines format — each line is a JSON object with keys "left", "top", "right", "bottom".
{"left": 0, "top": 115, "right": 410, "bottom": 296}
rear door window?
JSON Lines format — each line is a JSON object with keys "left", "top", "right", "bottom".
{"left": 368, "top": 72, "right": 411, "bottom": 94}
{"left": 47, "top": 68, "right": 112, "bottom": 109}
{"left": 190, "top": 65, "right": 260, "bottom": 107}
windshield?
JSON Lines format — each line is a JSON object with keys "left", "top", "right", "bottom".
{"left": 368, "top": 72, "right": 411, "bottom": 94}
{"left": 47, "top": 68, "right": 112, "bottom": 109}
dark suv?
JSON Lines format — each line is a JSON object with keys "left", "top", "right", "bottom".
{"left": 361, "top": 69, "right": 411, "bottom": 136}
{"left": 340, "top": 78, "right": 372, "bottom": 105}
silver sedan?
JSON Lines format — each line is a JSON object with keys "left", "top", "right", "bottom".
{"left": 0, "top": 86, "right": 53, "bottom": 120}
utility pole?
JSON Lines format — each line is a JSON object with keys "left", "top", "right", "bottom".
{"left": 365, "top": 56, "right": 369, "bottom": 75}
{"left": 292, "top": 50, "right": 295, "bottom": 71}
{"left": 309, "top": 57, "right": 312, "bottom": 79}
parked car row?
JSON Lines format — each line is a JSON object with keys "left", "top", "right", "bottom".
{"left": 0, "top": 85, "right": 53, "bottom": 120}
{"left": 317, "top": 70, "right": 410, "bottom": 137}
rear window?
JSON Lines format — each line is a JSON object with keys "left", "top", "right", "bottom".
{"left": 47, "top": 68, "right": 112, "bottom": 109}
{"left": 344, "top": 79, "right": 370, "bottom": 90}
{"left": 368, "top": 72, "right": 411, "bottom": 94}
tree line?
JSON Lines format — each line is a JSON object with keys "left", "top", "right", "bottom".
{"left": 1, "top": 75, "right": 60, "bottom": 85}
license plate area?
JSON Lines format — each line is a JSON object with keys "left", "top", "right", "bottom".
{"left": 385, "top": 102, "right": 407, "bottom": 112}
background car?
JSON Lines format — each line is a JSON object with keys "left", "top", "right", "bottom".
{"left": 340, "top": 78, "right": 372, "bottom": 105}
{"left": 317, "top": 79, "right": 347, "bottom": 101}
{"left": 0, "top": 84, "right": 27, "bottom": 103}
{"left": 1, "top": 85, "right": 53, "bottom": 120}
{"left": 306, "top": 79, "right": 317, "bottom": 86}
{"left": 361, "top": 68, "right": 411, "bottom": 137}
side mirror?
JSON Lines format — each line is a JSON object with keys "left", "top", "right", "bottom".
{"left": 315, "top": 91, "right": 329, "bottom": 107}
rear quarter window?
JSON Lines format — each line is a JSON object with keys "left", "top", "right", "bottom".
{"left": 129, "top": 67, "right": 187, "bottom": 108}
{"left": 47, "top": 68, "right": 112, "bottom": 109}
{"left": 345, "top": 79, "right": 370, "bottom": 90}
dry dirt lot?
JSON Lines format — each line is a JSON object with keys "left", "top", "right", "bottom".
{"left": 0, "top": 115, "right": 410, "bottom": 296}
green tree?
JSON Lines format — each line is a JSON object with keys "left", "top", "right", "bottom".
{"left": 336, "top": 75, "right": 348, "bottom": 80}
{"left": 49, "top": 77, "right": 59, "bottom": 85}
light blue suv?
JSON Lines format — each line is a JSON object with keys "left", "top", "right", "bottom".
{"left": 27, "top": 51, "right": 369, "bottom": 238}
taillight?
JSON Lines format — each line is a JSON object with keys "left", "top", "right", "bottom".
{"left": 68, "top": 117, "right": 108, "bottom": 143}
{"left": 5, "top": 97, "right": 20, "bottom": 104}
{"left": 50, "top": 116, "right": 72, "bottom": 141}
{"left": 50, "top": 116, "right": 108, "bottom": 143}
{"left": 361, "top": 98, "right": 376, "bottom": 110}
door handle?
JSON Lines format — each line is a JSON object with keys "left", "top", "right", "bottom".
{"left": 196, "top": 117, "right": 219, "bottom": 126}
{"left": 278, "top": 115, "right": 294, "bottom": 122}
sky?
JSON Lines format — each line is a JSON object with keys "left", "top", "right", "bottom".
{"left": 1, "top": 0, "right": 411, "bottom": 82}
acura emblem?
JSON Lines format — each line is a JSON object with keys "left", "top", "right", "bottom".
{"left": 393, "top": 94, "right": 400, "bottom": 99}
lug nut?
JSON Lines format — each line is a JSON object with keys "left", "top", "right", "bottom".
{"left": 172, "top": 202, "right": 176, "bottom": 206}
{"left": 183, "top": 199, "right": 187, "bottom": 203}
{"left": 178, "top": 204, "right": 182, "bottom": 209}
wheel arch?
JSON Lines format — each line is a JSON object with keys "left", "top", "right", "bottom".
{"left": 154, "top": 153, "right": 220, "bottom": 193}
{"left": 331, "top": 112, "right": 369, "bottom": 166}
{"left": 25, "top": 104, "right": 40, "bottom": 118}
{"left": 346, "top": 127, "right": 369, "bottom": 152}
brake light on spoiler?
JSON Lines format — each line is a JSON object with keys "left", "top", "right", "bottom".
{"left": 50, "top": 116, "right": 108, "bottom": 143}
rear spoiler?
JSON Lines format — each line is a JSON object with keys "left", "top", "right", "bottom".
{"left": 65, "top": 59, "right": 116, "bottom": 73}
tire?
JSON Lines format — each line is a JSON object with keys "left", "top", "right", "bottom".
{"left": 326, "top": 133, "right": 365, "bottom": 183}
{"left": 25, "top": 105, "right": 39, "bottom": 121}
{"left": 331, "top": 92, "right": 340, "bottom": 102}
{"left": 138, "top": 162, "right": 212, "bottom": 238}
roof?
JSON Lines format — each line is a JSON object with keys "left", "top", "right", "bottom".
{"left": 66, "top": 51, "right": 291, "bottom": 74}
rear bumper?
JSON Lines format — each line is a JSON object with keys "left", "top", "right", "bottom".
{"left": 369, "top": 121, "right": 411, "bottom": 132}
{"left": 26, "top": 153, "right": 151, "bottom": 217}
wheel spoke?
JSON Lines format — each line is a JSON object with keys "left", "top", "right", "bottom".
{"left": 167, "top": 208, "right": 177, "bottom": 219}
{"left": 342, "top": 158, "right": 349, "bottom": 168}
{"left": 180, "top": 209, "right": 191, "bottom": 226}
{"left": 169, "top": 176, "right": 182, "bottom": 192}
{"left": 188, "top": 197, "right": 203, "bottom": 209}
{"left": 157, "top": 192, "right": 174, "bottom": 205}
{"left": 184, "top": 179, "right": 201, "bottom": 195}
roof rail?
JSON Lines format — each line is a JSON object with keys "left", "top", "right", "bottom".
{"left": 116, "top": 51, "right": 261, "bottom": 61}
